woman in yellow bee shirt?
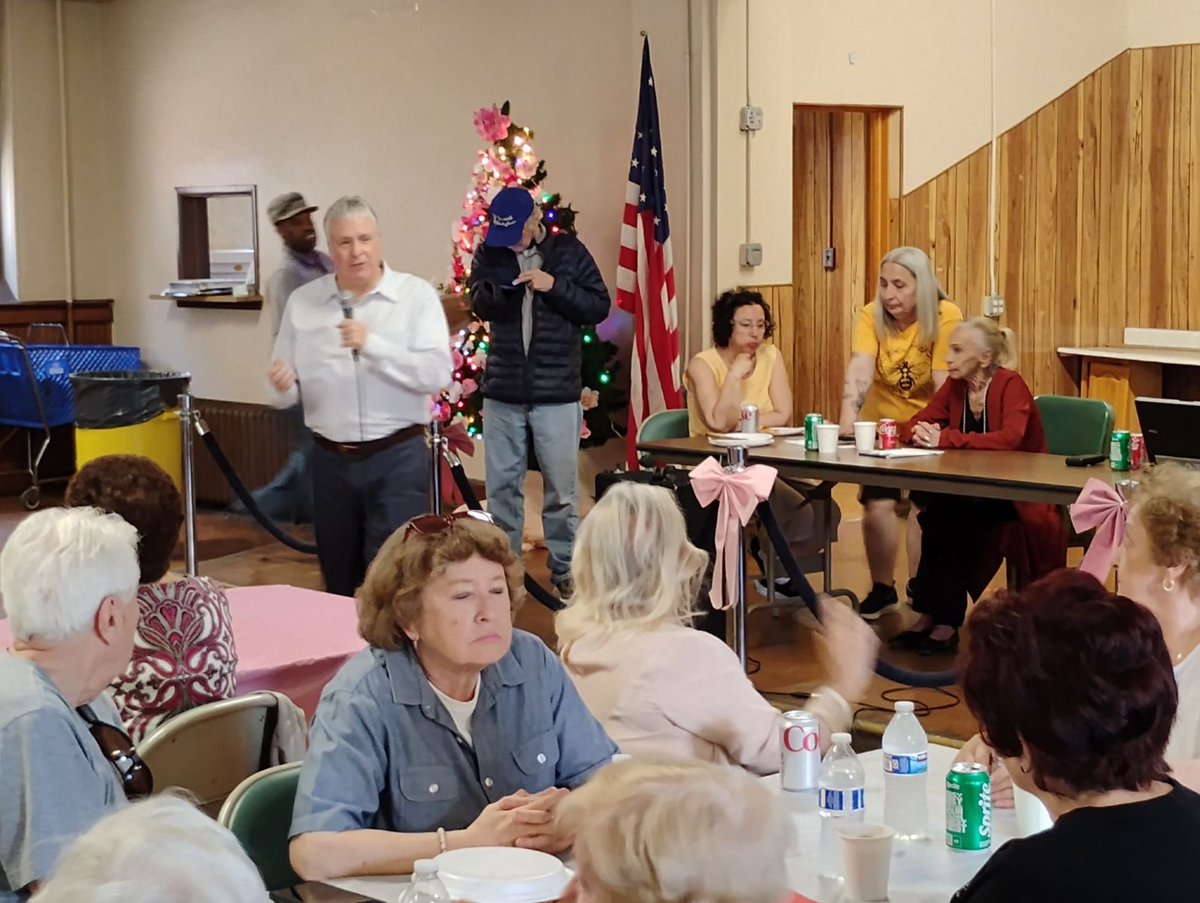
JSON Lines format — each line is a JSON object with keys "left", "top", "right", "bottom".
{"left": 686, "top": 290, "right": 835, "bottom": 599}
{"left": 837, "top": 247, "right": 963, "bottom": 620}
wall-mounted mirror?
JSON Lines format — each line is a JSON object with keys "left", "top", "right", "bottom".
{"left": 176, "top": 185, "right": 259, "bottom": 296}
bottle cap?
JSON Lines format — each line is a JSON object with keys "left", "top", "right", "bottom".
{"left": 831, "top": 731, "right": 851, "bottom": 746}
{"left": 413, "top": 859, "right": 439, "bottom": 876}
{"left": 895, "top": 700, "right": 915, "bottom": 714}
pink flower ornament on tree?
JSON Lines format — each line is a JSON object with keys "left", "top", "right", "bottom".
{"left": 473, "top": 105, "right": 512, "bottom": 142}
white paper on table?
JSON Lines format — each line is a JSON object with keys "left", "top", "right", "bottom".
{"left": 857, "top": 448, "right": 945, "bottom": 459}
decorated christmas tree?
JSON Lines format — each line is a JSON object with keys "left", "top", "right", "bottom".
{"left": 437, "top": 101, "right": 621, "bottom": 447}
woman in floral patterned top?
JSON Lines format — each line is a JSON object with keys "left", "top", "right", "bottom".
{"left": 65, "top": 455, "right": 238, "bottom": 741}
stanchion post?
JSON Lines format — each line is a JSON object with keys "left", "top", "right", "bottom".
{"left": 179, "top": 392, "right": 197, "bottom": 576}
{"left": 429, "top": 419, "right": 444, "bottom": 515}
{"left": 725, "top": 445, "right": 748, "bottom": 670}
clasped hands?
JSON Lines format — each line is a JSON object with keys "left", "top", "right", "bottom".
{"left": 910, "top": 421, "right": 942, "bottom": 449}
{"left": 465, "top": 787, "right": 571, "bottom": 853}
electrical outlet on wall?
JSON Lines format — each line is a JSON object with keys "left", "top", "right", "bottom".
{"left": 740, "top": 243, "right": 763, "bottom": 267}
{"left": 739, "top": 106, "right": 764, "bottom": 131}
{"left": 822, "top": 247, "right": 836, "bottom": 270}
{"left": 984, "top": 294, "right": 1005, "bottom": 318}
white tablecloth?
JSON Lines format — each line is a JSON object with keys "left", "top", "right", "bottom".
{"left": 333, "top": 744, "right": 1017, "bottom": 903}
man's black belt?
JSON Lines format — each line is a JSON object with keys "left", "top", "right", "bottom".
{"left": 312, "top": 423, "right": 424, "bottom": 458}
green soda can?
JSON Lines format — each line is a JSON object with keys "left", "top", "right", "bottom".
{"left": 804, "top": 413, "right": 824, "bottom": 451}
{"left": 945, "top": 763, "right": 991, "bottom": 852}
{"left": 1110, "top": 430, "right": 1132, "bottom": 472}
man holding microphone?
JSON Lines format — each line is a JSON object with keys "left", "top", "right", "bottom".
{"left": 268, "top": 195, "right": 451, "bottom": 596}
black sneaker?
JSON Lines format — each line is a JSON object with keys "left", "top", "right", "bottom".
{"left": 858, "top": 582, "right": 899, "bottom": 621}
{"left": 754, "top": 577, "right": 803, "bottom": 599}
{"left": 552, "top": 578, "right": 574, "bottom": 601}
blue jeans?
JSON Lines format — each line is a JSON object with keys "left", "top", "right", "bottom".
{"left": 482, "top": 399, "right": 581, "bottom": 585}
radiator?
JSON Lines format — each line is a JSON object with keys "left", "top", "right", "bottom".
{"left": 193, "top": 398, "right": 294, "bottom": 506}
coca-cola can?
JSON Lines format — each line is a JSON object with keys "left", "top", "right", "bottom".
{"left": 780, "top": 710, "right": 821, "bottom": 791}
{"left": 880, "top": 418, "right": 898, "bottom": 449}
{"left": 1131, "top": 433, "right": 1145, "bottom": 469}
{"left": 739, "top": 403, "right": 759, "bottom": 434}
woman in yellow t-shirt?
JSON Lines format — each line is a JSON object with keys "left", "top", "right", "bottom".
{"left": 686, "top": 290, "right": 836, "bottom": 599}
{"left": 836, "top": 246, "right": 963, "bottom": 620}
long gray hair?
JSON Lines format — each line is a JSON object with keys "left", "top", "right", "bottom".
{"left": 874, "top": 246, "right": 946, "bottom": 348}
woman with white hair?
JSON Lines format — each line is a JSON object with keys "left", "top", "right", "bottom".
{"left": 837, "top": 247, "right": 964, "bottom": 620}
{"left": 0, "top": 507, "right": 145, "bottom": 900}
{"left": 31, "top": 795, "right": 267, "bottom": 902}
{"left": 556, "top": 758, "right": 794, "bottom": 903}
{"left": 557, "top": 481, "right": 877, "bottom": 773}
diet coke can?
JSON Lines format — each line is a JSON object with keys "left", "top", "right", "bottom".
{"left": 739, "top": 403, "right": 760, "bottom": 434}
{"left": 1131, "top": 433, "right": 1145, "bottom": 469}
{"left": 780, "top": 710, "right": 821, "bottom": 791}
{"left": 879, "top": 418, "right": 898, "bottom": 449}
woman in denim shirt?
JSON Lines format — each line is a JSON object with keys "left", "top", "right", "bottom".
{"left": 289, "top": 512, "right": 616, "bottom": 881}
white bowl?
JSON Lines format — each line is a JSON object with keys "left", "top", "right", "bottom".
{"left": 434, "top": 847, "right": 572, "bottom": 903}
{"left": 707, "top": 431, "right": 774, "bottom": 448}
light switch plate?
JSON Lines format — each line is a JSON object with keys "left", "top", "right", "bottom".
{"left": 741, "top": 242, "right": 763, "bottom": 267}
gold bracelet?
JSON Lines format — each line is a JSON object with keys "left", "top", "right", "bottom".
{"left": 437, "top": 826, "right": 447, "bottom": 854}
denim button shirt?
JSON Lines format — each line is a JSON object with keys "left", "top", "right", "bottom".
{"left": 290, "top": 630, "right": 617, "bottom": 838}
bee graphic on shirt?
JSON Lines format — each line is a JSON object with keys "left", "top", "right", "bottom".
{"left": 896, "top": 361, "right": 916, "bottom": 393}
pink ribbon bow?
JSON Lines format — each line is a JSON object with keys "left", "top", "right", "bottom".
{"left": 1069, "top": 478, "right": 1128, "bottom": 581}
{"left": 689, "top": 456, "right": 777, "bottom": 610}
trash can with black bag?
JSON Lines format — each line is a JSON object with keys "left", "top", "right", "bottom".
{"left": 594, "top": 467, "right": 725, "bottom": 639}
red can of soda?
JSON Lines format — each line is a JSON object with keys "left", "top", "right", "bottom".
{"left": 879, "top": 418, "right": 898, "bottom": 450}
{"left": 1131, "top": 433, "right": 1145, "bottom": 469}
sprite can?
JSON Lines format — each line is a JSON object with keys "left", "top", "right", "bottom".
{"left": 946, "top": 763, "right": 991, "bottom": 852}
{"left": 1110, "top": 430, "right": 1132, "bottom": 472}
{"left": 804, "top": 413, "right": 824, "bottom": 451}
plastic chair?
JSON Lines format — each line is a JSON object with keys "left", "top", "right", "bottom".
{"left": 218, "top": 762, "right": 303, "bottom": 891}
{"left": 1035, "top": 395, "right": 1114, "bottom": 457}
{"left": 636, "top": 408, "right": 690, "bottom": 444}
{"left": 137, "top": 691, "right": 288, "bottom": 816}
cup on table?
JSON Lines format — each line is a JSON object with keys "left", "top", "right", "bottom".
{"left": 610, "top": 753, "right": 632, "bottom": 764}
{"left": 1013, "top": 785, "right": 1053, "bottom": 836}
{"left": 853, "top": 421, "right": 877, "bottom": 454}
{"left": 837, "top": 823, "right": 893, "bottom": 902}
{"left": 816, "top": 423, "right": 840, "bottom": 455}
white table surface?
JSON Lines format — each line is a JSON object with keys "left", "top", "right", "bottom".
{"left": 332, "top": 744, "right": 1016, "bottom": 903}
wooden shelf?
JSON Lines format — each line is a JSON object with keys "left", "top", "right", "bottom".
{"left": 150, "top": 294, "right": 263, "bottom": 310}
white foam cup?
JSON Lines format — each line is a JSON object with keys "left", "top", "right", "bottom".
{"left": 853, "top": 421, "right": 877, "bottom": 454}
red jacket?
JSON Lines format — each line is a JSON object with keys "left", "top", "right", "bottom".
{"left": 900, "top": 368, "right": 1067, "bottom": 592}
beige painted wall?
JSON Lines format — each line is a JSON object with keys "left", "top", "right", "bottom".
{"left": 53, "top": 0, "right": 689, "bottom": 403}
{"left": 1129, "top": 0, "right": 1200, "bottom": 47}
{"left": 713, "top": 0, "right": 1130, "bottom": 288}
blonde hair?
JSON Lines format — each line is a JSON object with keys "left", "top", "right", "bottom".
{"left": 1130, "top": 461, "right": 1200, "bottom": 595}
{"left": 875, "top": 246, "right": 945, "bottom": 347}
{"left": 556, "top": 758, "right": 792, "bottom": 903}
{"left": 956, "top": 316, "right": 1018, "bottom": 370}
{"left": 556, "top": 482, "right": 707, "bottom": 654}
{"left": 356, "top": 516, "right": 525, "bottom": 650}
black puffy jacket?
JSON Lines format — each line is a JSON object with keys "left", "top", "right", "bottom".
{"left": 469, "top": 231, "right": 611, "bottom": 404}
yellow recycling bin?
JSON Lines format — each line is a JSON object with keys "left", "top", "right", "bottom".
{"left": 71, "top": 371, "right": 192, "bottom": 489}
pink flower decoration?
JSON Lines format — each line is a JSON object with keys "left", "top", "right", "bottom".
{"left": 580, "top": 388, "right": 600, "bottom": 411}
{"left": 461, "top": 378, "right": 479, "bottom": 397}
{"left": 451, "top": 349, "right": 465, "bottom": 370}
{"left": 473, "top": 105, "right": 512, "bottom": 142}
{"left": 580, "top": 419, "right": 592, "bottom": 440}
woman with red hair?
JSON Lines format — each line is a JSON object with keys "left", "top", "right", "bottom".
{"left": 951, "top": 569, "right": 1200, "bottom": 902}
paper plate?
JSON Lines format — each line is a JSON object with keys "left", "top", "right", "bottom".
{"left": 766, "top": 426, "right": 804, "bottom": 436}
{"left": 707, "top": 432, "right": 774, "bottom": 448}
{"left": 435, "top": 847, "right": 572, "bottom": 903}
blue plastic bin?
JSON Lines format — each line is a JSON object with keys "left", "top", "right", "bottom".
{"left": 0, "top": 344, "right": 141, "bottom": 429}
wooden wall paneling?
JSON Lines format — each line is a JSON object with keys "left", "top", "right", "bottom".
{"left": 1126, "top": 49, "right": 1146, "bottom": 337}
{"left": 1190, "top": 48, "right": 1200, "bottom": 331}
{"left": 1145, "top": 47, "right": 1174, "bottom": 330}
{"left": 1033, "top": 104, "right": 1059, "bottom": 398}
{"left": 846, "top": 111, "right": 868, "bottom": 418}
{"left": 966, "top": 149, "right": 990, "bottom": 311}
{"left": 997, "top": 126, "right": 1022, "bottom": 348}
{"left": 1171, "top": 45, "right": 1192, "bottom": 333}
{"left": 1105, "top": 52, "right": 1131, "bottom": 349}
{"left": 1077, "top": 67, "right": 1101, "bottom": 359}
{"left": 827, "top": 113, "right": 850, "bottom": 422}
{"left": 1020, "top": 116, "right": 1040, "bottom": 385}
{"left": 933, "top": 159, "right": 957, "bottom": 297}
{"left": 1054, "top": 85, "right": 1081, "bottom": 396}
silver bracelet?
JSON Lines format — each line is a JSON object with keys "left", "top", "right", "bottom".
{"left": 437, "top": 826, "right": 447, "bottom": 854}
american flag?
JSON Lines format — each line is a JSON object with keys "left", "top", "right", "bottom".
{"left": 617, "top": 36, "right": 682, "bottom": 470}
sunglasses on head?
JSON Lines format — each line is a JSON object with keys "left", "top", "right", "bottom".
{"left": 77, "top": 705, "right": 154, "bottom": 800}
{"left": 401, "top": 509, "right": 495, "bottom": 543}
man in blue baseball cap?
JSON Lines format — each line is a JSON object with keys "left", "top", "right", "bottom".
{"left": 469, "top": 187, "right": 610, "bottom": 598}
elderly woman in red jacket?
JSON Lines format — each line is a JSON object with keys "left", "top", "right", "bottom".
{"left": 891, "top": 317, "right": 1066, "bottom": 654}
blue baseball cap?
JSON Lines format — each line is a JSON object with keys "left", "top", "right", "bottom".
{"left": 484, "top": 187, "right": 535, "bottom": 247}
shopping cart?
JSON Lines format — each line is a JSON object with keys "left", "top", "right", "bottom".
{"left": 0, "top": 329, "right": 140, "bottom": 509}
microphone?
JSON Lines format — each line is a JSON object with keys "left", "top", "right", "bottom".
{"left": 339, "top": 291, "right": 359, "bottom": 361}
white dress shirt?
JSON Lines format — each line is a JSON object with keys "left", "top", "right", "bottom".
{"left": 269, "top": 265, "right": 451, "bottom": 442}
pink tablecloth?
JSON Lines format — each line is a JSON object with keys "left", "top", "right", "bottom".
{"left": 0, "top": 584, "right": 364, "bottom": 720}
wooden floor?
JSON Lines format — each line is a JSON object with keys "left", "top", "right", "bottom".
{"left": 0, "top": 485, "right": 1022, "bottom": 747}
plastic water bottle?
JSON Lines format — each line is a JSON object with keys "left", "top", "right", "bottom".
{"left": 817, "top": 731, "right": 866, "bottom": 877}
{"left": 883, "top": 700, "right": 929, "bottom": 839}
{"left": 399, "top": 859, "right": 451, "bottom": 903}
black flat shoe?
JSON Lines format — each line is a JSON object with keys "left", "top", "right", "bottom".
{"left": 888, "top": 628, "right": 932, "bottom": 651}
{"left": 918, "top": 630, "right": 960, "bottom": 657}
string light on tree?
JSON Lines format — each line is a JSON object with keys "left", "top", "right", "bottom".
{"left": 439, "top": 101, "right": 619, "bottom": 445}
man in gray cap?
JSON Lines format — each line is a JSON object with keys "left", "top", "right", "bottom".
{"left": 249, "top": 193, "right": 335, "bottom": 522}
